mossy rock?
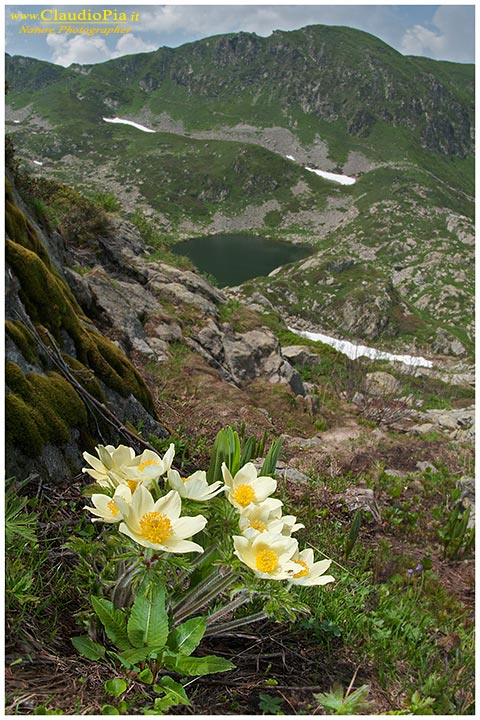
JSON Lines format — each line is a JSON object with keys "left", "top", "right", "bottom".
{"left": 5, "top": 188, "right": 154, "bottom": 413}
{"left": 5, "top": 179, "right": 52, "bottom": 266}
{"left": 5, "top": 180, "right": 157, "bottom": 464}
{"left": 5, "top": 362, "right": 90, "bottom": 456}
{"left": 5, "top": 320, "right": 37, "bottom": 363}
{"left": 62, "top": 353, "right": 106, "bottom": 404}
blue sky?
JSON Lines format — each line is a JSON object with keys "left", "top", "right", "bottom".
{"left": 4, "top": 4, "right": 476, "bottom": 66}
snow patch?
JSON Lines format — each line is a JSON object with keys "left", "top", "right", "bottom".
{"left": 13, "top": 120, "right": 20, "bottom": 124}
{"left": 286, "top": 154, "right": 296, "bottom": 161}
{"left": 288, "top": 326, "right": 433, "bottom": 368}
{"left": 305, "top": 166, "right": 356, "bottom": 186}
{"left": 103, "top": 117, "right": 155, "bottom": 133}
{"left": 33, "top": 160, "right": 43, "bottom": 166}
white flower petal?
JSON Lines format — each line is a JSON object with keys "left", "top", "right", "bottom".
{"left": 167, "top": 469, "right": 185, "bottom": 495}
{"left": 82, "top": 452, "right": 107, "bottom": 473}
{"left": 221, "top": 463, "right": 234, "bottom": 489}
{"left": 172, "top": 515, "right": 207, "bottom": 539}
{"left": 153, "top": 489, "right": 182, "bottom": 519}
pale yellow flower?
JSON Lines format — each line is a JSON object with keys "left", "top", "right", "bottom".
{"left": 233, "top": 532, "right": 299, "bottom": 580}
{"left": 278, "top": 514, "right": 305, "bottom": 536}
{"left": 290, "top": 548, "right": 335, "bottom": 586}
{"left": 238, "top": 498, "right": 284, "bottom": 537}
{"left": 85, "top": 485, "right": 132, "bottom": 523}
{"left": 82, "top": 444, "right": 135, "bottom": 487}
{"left": 115, "top": 485, "right": 206, "bottom": 553}
{"left": 167, "top": 469, "right": 224, "bottom": 501}
{"left": 222, "top": 462, "right": 276, "bottom": 511}
{"left": 112, "top": 444, "right": 175, "bottom": 492}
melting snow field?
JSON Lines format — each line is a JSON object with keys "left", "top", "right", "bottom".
{"left": 288, "top": 326, "right": 433, "bottom": 368}
{"left": 285, "top": 154, "right": 356, "bottom": 185}
{"left": 103, "top": 117, "right": 155, "bottom": 133}
{"left": 305, "top": 166, "right": 356, "bottom": 186}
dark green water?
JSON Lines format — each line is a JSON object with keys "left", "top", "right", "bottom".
{"left": 172, "top": 233, "right": 312, "bottom": 287}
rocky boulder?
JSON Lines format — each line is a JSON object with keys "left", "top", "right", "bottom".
{"left": 364, "top": 371, "right": 403, "bottom": 397}
{"left": 194, "top": 322, "right": 305, "bottom": 396}
{"left": 282, "top": 344, "right": 321, "bottom": 367}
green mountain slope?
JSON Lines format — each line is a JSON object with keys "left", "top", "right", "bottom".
{"left": 5, "top": 24, "right": 474, "bottom": 356}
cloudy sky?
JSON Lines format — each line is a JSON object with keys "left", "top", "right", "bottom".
{"left": 4, "top": 3, "right": 476, "bottom": 67}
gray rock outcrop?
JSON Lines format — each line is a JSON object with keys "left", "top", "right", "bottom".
{"left": 193, "top": 321, "right": 305, "bottom": 396}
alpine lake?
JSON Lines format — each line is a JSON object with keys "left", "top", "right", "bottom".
{"left": 172, "top": 233, "right": 313, "bottom": 287}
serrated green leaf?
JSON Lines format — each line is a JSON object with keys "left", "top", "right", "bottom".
{"left": 127, "top": 592, "right": 150, "bottom": 648}
{"left": 133, "top": 580, "right": 169, "bottom": 649}
{"left": 71, "top": 635, "right": 105, "bottom": 661}
{"left": 104, "top": 678, "right": 127, "bottom": 697}
{"left": 91, "top": 596, "right": 130, "bottom": 651}
{"left": 167, "top": 617, "right": 206, "bottom": 656}
{"left": 172, "top": 654, "right": 235, "bottom": 676}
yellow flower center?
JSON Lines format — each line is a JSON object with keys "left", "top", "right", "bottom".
{"left": 127, "top": 480, "right": 138, "bottom": 493}
{"left": 250, "top": 519, "right": 268, "bottom": 532}
{"left": 181, "top": 477, "right": 189, "bottom": 483}
{"left": 293, "top": 560, "right": 309, "bottom": 579}
{"left": 255, "top": 549, "right": 278, "bottom": 574}
{"left": 139, "top": 512, "right": 173, "bottom": 544}
{"left": 107, "top": 499, "right": 119, "bottom": 516}
{"left": 232, "top": 484, "right": 256, "bottom": 507}
{"left": 138, "top": 458, "right": 159, "bottom": 473}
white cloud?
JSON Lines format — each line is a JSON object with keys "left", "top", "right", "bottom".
{"left": 45, "top": 31, "right": 156, "bottom": 66}
{"left": 46, "top": 34, "right": 111, "bottom": 66}
{"left": 112, "top": 33, "right": 157, "bottom": 58}
{"left": 401, "top": 24, "right": 446, "bottom": 58}
{"left": 400, "top": 6, "right": 475, "bottom": 63}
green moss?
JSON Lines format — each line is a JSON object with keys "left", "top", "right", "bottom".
{"left": 83, "top": 331, "right": 154, "bottom": 412}
{"left": 5, "top": 179, "right": 51, "bottom": 266}
{"left": 5, "top": 320, "right": 37, "bottom": 363}
{"left": 5, "top": 364, "right": 90, "bottom": 456}
{"left": 5, "top": 393, "right": 44, "bottom": 456}
{"left": 5, "top": 361, "right": 30, "bottom": 395}
{"left": 6, "top": 239, "right": 76, "bottom": 340}
{"left": 63, "top": 354, "right": 106, "bottom": 403}
{"left": 5, "top": 190, "right": 155, "bottom": 413}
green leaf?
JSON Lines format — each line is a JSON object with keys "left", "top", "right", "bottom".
{"left": 131, "top": 580, "right": 169, "bottom": 649}
{"left": 104, "top": 678, "right": 127, "bottom": 698}
{"left": 127, "top": 591, "right": 151, "bottom": 648}
{"left": 101, "top": 705, "right": 119, "bottom": 715}
{"left": 154, "top": 675, "right": 191, "bottom": 707}
{"left": 260, "top": 436, "right": 283, "bottom": 476}
{"left": 171, "top": 654, "right": 235, "bottom": 676}
{"left": 167, "top": 617, "right": 206, "bottom": 656}
{"left": 136, "top": 668, "right": 154, "bottom": 684}
{"left": 91, "top": 596, "right": 131, "bottom": 651}
{"left": 71, "top": 635, "right": 105, "bottom": 661}
{"left": 119, "top": 646, "right": 158, "bottom": 665}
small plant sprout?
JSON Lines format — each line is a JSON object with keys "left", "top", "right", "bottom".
{"left": 75, "top": 428, "right": 335, "bottom": 712}
{"left": 314, "top": 681, "right": 373, "bottom": 715}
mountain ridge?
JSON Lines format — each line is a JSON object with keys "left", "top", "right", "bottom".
{"left": 5, "top": 23, "right": 474, "bottom": 357}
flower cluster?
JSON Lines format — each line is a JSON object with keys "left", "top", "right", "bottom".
{"left": 82, "top": 443, "right": 334, "bottom": 587}
{"left": 223, "top": 462, "right": 335, "bottom": 587}
{"left": 83, "top": 444, "right": 220, "bottom": 554}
